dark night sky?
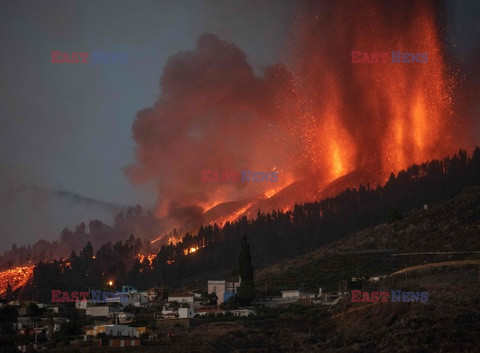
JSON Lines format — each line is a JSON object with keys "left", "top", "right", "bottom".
{"left": 0, "top": 0, "right": 478, "bottom": 252}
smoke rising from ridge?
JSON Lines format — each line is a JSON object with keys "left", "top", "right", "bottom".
{"left": 127, "top": 33, "right": 296, "bottom": 227}
{"left": 128, "top": 1, "right": 478, "bottom": 233}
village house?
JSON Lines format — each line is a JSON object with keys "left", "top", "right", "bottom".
{"left": 195, "top": 308, "right": 225, "bottom": 316}
{"left": 167, "top": 291, "right": 197, "bottom": 304}
{"left": 84, "top": 324, "right": 146, "bottom": 339}
{"left": 85, "top": 305, "right": 120, "bottom": 318}
{"left": 281, "top": 289, "right": 315, "bottom": 300}
{"left": 178, "top": 307, "right": 195, "bottom": 318}
{"left": 161, "top": 306, "right": 178, "bottom": 318}
{"left": 207, "top": 278, "right": 241, "bottom": 305}
{"left": 105, "top": 286, "right": 149, "bottom": 307}
{"left": 75, "top": 300, "right": 88, "bottom": 310}
{"left": 117, "top": 311, "right": 135, "bottom": 324}
{"left": 160, "top": 292, "right": 199, "bottom": 319}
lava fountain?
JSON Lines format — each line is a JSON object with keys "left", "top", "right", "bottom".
{"left": 291, "top": 0, "right": 473, "bottom": 186}
{"left": 128, "top": 0, "right": 474, "bottom": 233}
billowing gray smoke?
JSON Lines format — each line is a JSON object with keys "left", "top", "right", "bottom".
{"left": 126, "top": 33, "right": 295, "bottom": 230}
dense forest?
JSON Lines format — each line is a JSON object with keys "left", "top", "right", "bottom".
{"left": 14, "top": 146, "right": 480, "bottom": 300}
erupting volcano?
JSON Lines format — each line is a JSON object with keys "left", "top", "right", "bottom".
{"left": 128, "top": 0, "right": 475, "bottom": 239}
{"left": 293, "top": 1, "right": 472, "bottom": 182}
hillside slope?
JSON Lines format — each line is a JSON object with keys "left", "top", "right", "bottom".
{"left": 256, "top": 187, "right": 480, "bottom": 292}
{"left": 245, "top": 188, "right": 480, "bottom": 352}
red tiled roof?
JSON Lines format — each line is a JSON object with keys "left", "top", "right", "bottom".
{"left": 195, "top": 308, "right": 223, "bottom": 314}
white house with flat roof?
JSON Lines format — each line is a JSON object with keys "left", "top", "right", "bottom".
{"left": 167, "top": 291, "right": 196, "bottom": 304}
{"left": 281, "top": 289, "right": 315, "bottom": 300}
{"left": 207, "top": 279, "right": 241, "bottom": 305}
{"left": 85, "top": 306, "right": 120, "bottom": 318}
{"left": 178, "top": 307, "right": 194, "bottom": 318}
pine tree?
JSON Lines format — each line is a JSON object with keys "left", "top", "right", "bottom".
{"left": 80, "top": 241, "right": 94, "bottom": 259}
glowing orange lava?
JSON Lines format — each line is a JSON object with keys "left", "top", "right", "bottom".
{"left": 137, "top": 253, "right": 156, "bottom": 265}
{"left": 151, "top": 235, "right": 181, "bottom": 245}
{"left": 211, "top": 202, "right": 254, "bottom": 225}
{"left": 150, "top": 236, "right": 163, "bottom": 244}
{"left": 144, "top": 2, "right": 474, "bottom": 242}
{"left": 183, "top": 246, "right": 200, "bottom": 255}
{"left": 0, "top": 266, "right": 34, "bottom": 296}
{"left": 264, "top": 177, "right": 295, "bottom": 199}
{"left": 292, "top": 1, "right": 470, "bottom": 188}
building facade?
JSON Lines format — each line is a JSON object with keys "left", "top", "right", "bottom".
{"left": 207, "top": 279, "right": 241, "bottom": 305}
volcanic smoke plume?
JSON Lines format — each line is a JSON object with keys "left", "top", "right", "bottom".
{"left": 128, "top": 0, "right": 475, "bottom": 233}
{"left": 127, "top": 33, "right": 295, "bottom": 229}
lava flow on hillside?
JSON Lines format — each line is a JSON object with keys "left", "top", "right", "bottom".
{"left": 129, "top": 0, "right": 475, "bottom": 241}
{"left": 0, "top": 266, "right": 34, "bottom": 298}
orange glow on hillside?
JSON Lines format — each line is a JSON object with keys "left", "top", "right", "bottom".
{"left": 212, "top": 202, "right": 254, "bottom": 225}
{"left": 183, "top": 246, "right": 201, "bottom": 255}
{"left": 137, "top": 253, "right": 156, "bottom": 266}
{"left": 264, "top": 177, "right": 294, "bottom": 199}
{"left": 0, "top": 266, "right": 34, "bottom": 296}
{"left": 291, "top": 1, "right": 468, "bottom": 188}
{"left": 151, "top": 235, "right": 181, "bottom": 245}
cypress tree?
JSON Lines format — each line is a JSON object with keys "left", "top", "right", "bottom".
{"left": 237, "top": 233, "right": 255, "bottom": 304}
